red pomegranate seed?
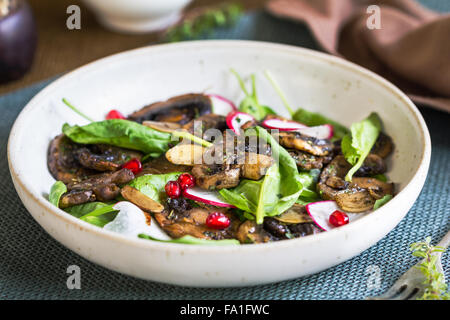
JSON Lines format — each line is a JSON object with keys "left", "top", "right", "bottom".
{"left": 329, "top": 210, "right": 349, "bottom": 227}
{"left": 177, "top": 173, "right": 195, "bottom": 190}
{"left": 106, "top": 109, "right": 125, "bottom": 120}
{"left": 206, "top": 212, "right": 230, "bottom": 230}
{"left": 121, "top": 158, "right": 142, "bottom": 175}
{"left": 165, "top": 181, "right": 181, "bottom": 199}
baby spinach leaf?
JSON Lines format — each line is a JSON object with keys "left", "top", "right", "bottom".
{"left": 62, "top": 119, "right": 172, "bottom": 157}
{"left": 138, "top": 234, "right": 240, "bottom": 246}
{"left": 64, "top": 202, "right": 112, "bottom": 218}
{"left": 293, "top": 108, "right": 349, "bottom": 140}
{"left": 128, "top": 172, "right": 183, "bottom": 203}
{"left": 83, "top": 213, "right": 118, "bottom": 228}
{"left": 79, "top": 204, "right": 117, "bottom": 221}
{"left": 219, "top": 126, "right": 303, "bottom": 224}
{"left": 373, "top": 194, "right": 393, "bottom": 210}
{"left": 64, "top": 202, "right": 118, "bottom": 227}
{"left": 342, "top": 112, "right": 382, "bottom": 182}
{"left": 49, "top": 181, "right": 67, "bottom": 207}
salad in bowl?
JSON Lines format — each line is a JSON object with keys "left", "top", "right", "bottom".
{"left": 47, "top": 70, "right": 395, "bottom": 245}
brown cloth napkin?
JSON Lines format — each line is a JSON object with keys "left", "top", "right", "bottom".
{"left": 266, "top": 0, "right": 450, "bottom": 113}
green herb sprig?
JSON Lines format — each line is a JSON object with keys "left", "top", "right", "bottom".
{"left": 164, "top": 2, "right": 243, "bottom": 42}
{"left": 410, "top": 237, "right": 449, "bottom": 300}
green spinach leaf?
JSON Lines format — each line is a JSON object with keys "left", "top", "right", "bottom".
{"left": 128, "top": 172, "right": 184, "bottom": 203}
{"left": 64, "top": 202, "right": 118, "bottom": 227}
{"left": 373, "top": 194, "right": 393, "bottom": 210}
{"left": 219, "top": 126, "right": 303, "bottom": 224}
{"left": 62, "top": 119, "right": 172, "bottom": 157}
{"left": 49, "top": 181, "right": 67, "bottom": 207}
{"left": 64, "top": 202, "right": 112, "bottom": 218}
{"left": 341, "top": 112, "right": 382, "bottom": 181}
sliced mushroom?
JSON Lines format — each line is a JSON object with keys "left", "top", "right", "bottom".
{"left": 274, "top": 204, "right": 313, "bottom": 224}
{"left": 263, "top": 218, "right": 290, "bottom": 239}
{"left": 351, "top": 177, "right": 394, "bottom": 200}
{"left": 92, "top": 183, "right": 121, "bottom": 202}
{"left": 288, "top": 223, "right": 320, "bottom": 237}
{"left": 354, "top": 154, "right": 386, "bottom": 176}
{"left": 154, "top": 206, "right": 239, "bottom": 240}
{"left": 47, "top": 134, "right": 96, "bottom": 184}
{"left": 318, "top": 155, "right": 394, "bottom": 212}
{"left": 276, "top": 131, "right": 334, "bottom": 156}
{"left": 67, "top": 168, "right": 135, "bottom": 191}
{"left": 59, "top": 190, "right": 95, "bottom": 209}
{"left": 74, "top": 145, "right": 142, "bottom": 172}
{"left": 182, "top": 113, "right": 227, "bottom": 139}
{"left": 288, "top": 149, "right": 333, "bottom": 170}
{"left": 192, "top": 164, "right": 241, "bottom": 190}
{"left": 318, "top": 155, "right": 388, "bottom": 200}
{"left": 236, "top": 220, "right": 273, "bottom": 244}
{"left": 57, "top": 168, "right": 135, "bottom": 208}
{"left": 121, "top": 185, "right": 164, "bottom": 213}
{"left": 127, "top": 93, "right": 212, "bottom": 125}
{"left": 240, "top": 153, "right": 274, "bottom": 180}
{"left": 334, "top": 189, "right": 375, "bottom": 213}
{"left": 371, "top": 133, "right": 394, "bottom": 158}
{"left": 139, "top": 154, "right": 192, "bottom": 175}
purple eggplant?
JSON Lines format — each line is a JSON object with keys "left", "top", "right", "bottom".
{"left": 0, "top": 0, "right": 37, "bottom": 84}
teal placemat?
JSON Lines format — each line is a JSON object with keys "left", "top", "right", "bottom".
{"left": 1, "top": 5, "right": 449, "bottom": 300}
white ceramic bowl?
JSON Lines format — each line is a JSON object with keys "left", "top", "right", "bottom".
{"left": 8, "top": 41, "right": 430, "bottom": 287}
{"left": 81, "top": 0, "right": 192, "bottom": 33}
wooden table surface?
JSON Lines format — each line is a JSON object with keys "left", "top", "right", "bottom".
{"left": 0, "top": 0, "right": 267, "bottom": 94}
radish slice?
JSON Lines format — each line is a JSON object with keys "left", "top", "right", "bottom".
{"left": 262, "top": 118, "right": 308, "bottom": 131}
{"left": 226, "top": 111, "right": 255, "bottom": 135}
{"left": 296, "top": 124, "right": 333, "bottom": 139}
{"left": 208, "top": 94, "right": 238, "bottom": 116}
{"left": 305, "top": 200, "right": 366, "bottom": 231}
{"left": 104, "top": 201, "right": 171, "bottom": 240}
{"left": 183, "top": 187, "right": 237, "bottom": 208}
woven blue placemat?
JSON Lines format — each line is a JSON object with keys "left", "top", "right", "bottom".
{"left": 0, "top": 3, "right": 449, "bottom": 300}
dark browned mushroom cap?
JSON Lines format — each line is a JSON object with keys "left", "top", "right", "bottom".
{"left": 239, "top": 153, "right": 274, "bottom": 180}
{"left": 127, "top": 93, "right": 212, "bottom": 125}
{"left": 67, "top": 168, "right": 135, "bottom": 191}
{"left": 154, "top": 204, "right": 240, "bottom": 240}
{"left": 274, "top": 203, "right": 313, "bottom": 224}
{"left": 182, "top": 113, "right": 227, "bottom": 141}
{"left": 59, "top": 190, "right": 96, "bottom": 209}
{"left": 288, "top": 149, "right": 333, "bottom": 171}
{"left": 276, "top": 131, "right": 334, "bottom": 156}
{"left": 74, "top": 145, "right": 143, "bottom": 172}
{"left": 139, "top": 154, "right": 191, "bottom": 176}
{"left": 318, "top": 155, "right": 394, "bottom": 212}
{"left": 371, "top": 132, "right": 394, "bottom": 158}
{"left": 47, "top": 134, "right": 97, "bottom": 184}
{"left": 192, "top": 163, "right": 241, "bottom": 190}
{"left": 332, "top": 177, "right": 395, "bottom": 213}
{"left": 236, "top": 220, "right": 273, "bottom": 244}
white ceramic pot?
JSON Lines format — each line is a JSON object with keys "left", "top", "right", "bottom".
{"left": 8, "top": 41, "right": 431, "bottom": 287}
{"left": 81, "top": 0, "right": 192, "bottom": 33}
